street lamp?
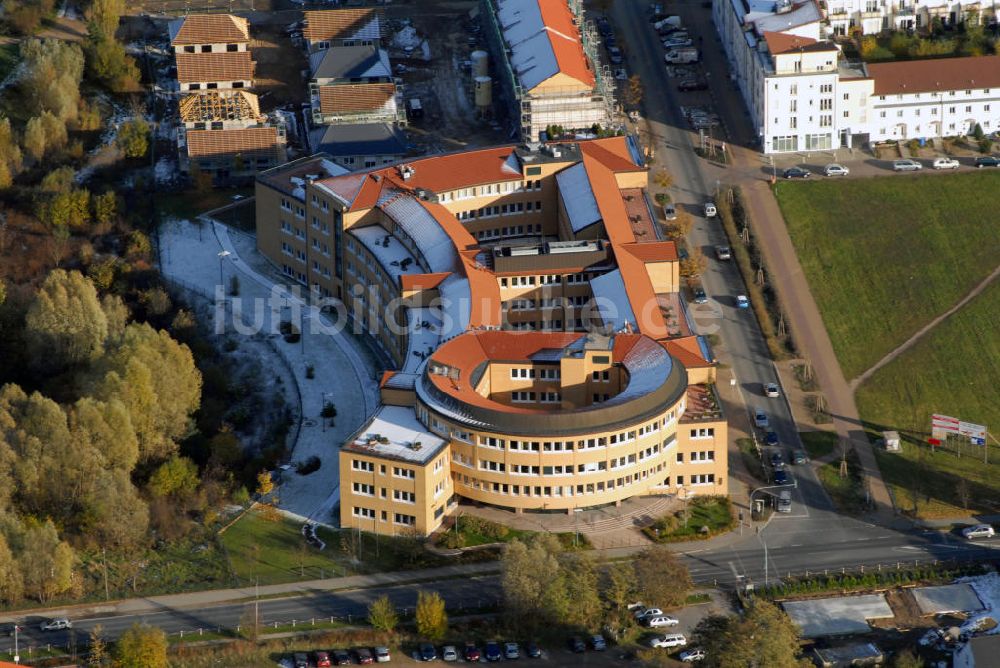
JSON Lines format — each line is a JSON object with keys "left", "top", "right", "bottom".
{"left": 13, "top": 623, "right": 19, "bottom": 664}
{"left": 217, "top": 250, "right": 231, "bottom": 293}
{"left": 574, "top": 508, "right": 583, "bottom": 547}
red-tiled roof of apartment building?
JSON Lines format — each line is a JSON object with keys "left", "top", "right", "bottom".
{"left": 663, "top": 336, "right": 713, "bottom": 368}
{"left": 867, "top": 55, "right": 1000, "bottom": 95}
{"left": 400, "top": 272, "right": 451, "bottom": 292}
{"left": 536, "top": 0, "right": 595, "bottom": 88}
{"left": 761, "top": 31, "right": 834, "bottom": 55}
{"left": 178, "top": 90, "right": 262, "bottom": 122}
{"left": 303, "top": 8, "right": 384, "bottom": 43}
{"left": 186, "top": 127, "right": 279, "bottom": 158}
{"left": 176, "top": 51, "right": 254, "bottom": 84}
{"left": 618, "top": 241, "right": 679, "bottom": 263}
{"left": 170, "top": 14, "right": 249, "bottom": 45}
{"left": 318, "top": 83, "right": 396, "bottom": 115}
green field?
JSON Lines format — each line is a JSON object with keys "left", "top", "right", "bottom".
{"left": 816, "top": 448, "right": 868, "bottom": 515}
{"left": 799, "top": 431, "right": 839, "bottom": 461}
{"left": 775, "top": 173, "right": 1000, "bottom": 379}
{"left": 643, "top": 496, "right": 734, "bottom": 542}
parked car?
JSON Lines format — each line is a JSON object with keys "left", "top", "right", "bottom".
{"left": 663, "top": 37, "right": 693, "bottom": 48}
{"left": 332, "top": 650, "right": 351, "bottom": 666}
{"left": 463, "top": 643, "right": 481, "bottom": 662}
{"left": 442, "top": 645, "right": 458, "bottom": 662}
{"left": 765, "top": 431, "right": 779, "bottom": 447}
{"left": 736, "top": 294, "right": 750, "bottom": 309}
{"left": 525, "top": 641, "right": 541, "bottom": 658}
{"left": 677, "top": 78, "right": 708, "bottom": 91}
{"left": 635, "top": 607, "right": 664, "bottom": 620}
{"left": 693, "top": 286, "right": 708, "bottom": 304}
{"left": 792, "top": 450, "right": 809, "bottom": 465}
{"left": 663, "top": 203, "right": 677, "bottom": 220}
{"left": 962, "top": 524, "right": 995, "bottom": 539}
{"left": 485, "top": 641, "right": 503, "bottom": 661}
{"left": 715, "top": 245, "right": 731, "bottom": 260}
{"left": 974, "top": 156, "right": 1000, "bottom": 168}
{"left": 647, "top": 616, "right": 681, "bottom": 628}
{"left": 375, "top": 647, "right": 391, "bottom": 663}
{"left": 893, "top": 159, "right": 923, "bottom": 171}
{"left": 504, "top": 641, "right": 520, "bottom": 660}
{"left": 608, "top": 46, "right": 623, "bottom": 64}
{"left": 315, "top": 651, "right": 332, "bottom": 668}
{"left": 680, "top": 648, "right": 707, "bottom": 662}
{"left": 590, "top": 634, "right": 607, "bottom": 650}
{"left": 823, "top": 163, "right": 849, "bottom": 176}
{"left": 704, "top": 201, "right": 717, "bottom": 217}
{"left": 354, "top": 648, "right": 374, "bottom": 665}
{"left": 774, "top": 469, "right": 790, "bottom": 485}
{"left": 754, "top": 408, "right": 769, "bottom": 428}
{"left": 765, "top": 382, "right": 780, "bottom": 398}
{"left": 293, "top": 653, "right": 309, "bottom": 668}
{"left": 932, "top": 157, "right": 960, "bottom": 170}
{"left": 649, "top": 633, "right": 687, "bottom": 648}
{"left": 568, "top": 636, "right": 586, "bottom": 653}
{"left": 777, "top": 490, "right": 792, "bottom": 514}
{"left": 40, "top": 618, "right": 71, "bottom": 632}
{"left": 770, "top": 451, "right": 784, "bottom": 468}
{"left": 782, "top": 166, "right": 811, "bottom": 179}
{"left": 419, "top": 643, "right": 437, "bottom": 661}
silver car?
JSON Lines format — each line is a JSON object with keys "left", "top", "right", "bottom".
{"left": 823, "top": 163, "right": 849, "bottom": 176}
{"left": 892, "top": 159, "right": 922, "bottom": 172}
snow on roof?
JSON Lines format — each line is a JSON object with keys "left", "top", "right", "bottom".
{"left": 495, "top": 0, "right": 594, "bottom": 91}
{"left": 752, "top": 1, "right": 823, "bottom": 35}
{"left": 404, "top": 307, "right": 443, "bottom": 374}
{"left": 349, "top": 225, "right": 423, "bottom": 285}
{"left": 438, "top": 273, "right": 472, "bottom": 338}
{"left": 320, "top": 158, "right": 350, "bottom": 177}
{"left": 381, "top": 196, "right": 459, "bottom": 274}
{"left": 556, "top": 162, "right": 601, "bottom": 232}
{"left": 347, "top": 405, "right": 446, "bottom": 464}
{"left": 508, "top": 31, "right": 561, "bottom": 92}
{"left": 590, "top": 269, "right": 636, "bottom": 331}
{"left": 609, "top": 336, "right": 674, "bottom": 406}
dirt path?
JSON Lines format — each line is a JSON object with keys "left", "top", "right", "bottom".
{"left": 849, "top": 262, "right": 1000, "bottom": 391}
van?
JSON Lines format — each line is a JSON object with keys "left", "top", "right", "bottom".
{"left": 406, "top": 98, "right": 424, "bottom": 120}
{"left": 777, "top": 490, "right": 792, "bottom": 513}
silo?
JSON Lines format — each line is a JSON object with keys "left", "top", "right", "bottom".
{"left": 474, "top": 76, "right": 492, "bottom": 117}
{"left": 471, "top": 50, "right": 489, "bottom": 77}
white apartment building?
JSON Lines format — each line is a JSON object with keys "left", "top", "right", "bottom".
{"left": 826, "top": 0, "right": 998, "bottom": 36}
{"left": 715, "top": 0, "right": 1000, "bottom": 152}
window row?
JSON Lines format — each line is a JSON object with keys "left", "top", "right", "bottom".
{"left": 456, "top": 462, "right": 666, "bottom": 497}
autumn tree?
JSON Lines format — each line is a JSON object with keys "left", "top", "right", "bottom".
{"left": 893, "top": 649, "right": 925, "bottom": 668}
{"left": 624, "top": 74, "right": 644, "bottom": 107}
{"left": 87, "top": 625, "right": 108, "bottom": 667}
{"left": 602, "top": 561, "right": 636, "bottom": 632}
{"left": 0, "top": 118, "right": 23, "bottom": 189}
{"left": 26, "top": 269, "right": 108, "bottom": 370}
{"left": 694, "top": 600, "right": 804, "bottom": 668}
{"left": 86, "top": 0, "right": 124, "bottom": 40}
{"left": 560, "top": 551, "right": 602, "bottom": 630}
{"left": 23, "top": 111, "right": 68, "bottom": 161}
{"left": 501, "top": 534, "right": 568, "bottom": 631}
{"left": 415, "top": 590, "right": 448, "bottom": 641}
{"left": 117, "top": 118, "right": 149, "bottom": 158}
{"left": 652, "top": 169, "right": 674, "bottom": 189}
{"left": 368, "top": 594, "right": 399, "bottom": 632}
{"left": 680, "top": 247, "right": 707, "bottom": 278}
{"left": 1, "top": 0, "right": 55, "bottom": 34}
{"left": 114, "top": 623, "right": 168, "bottom": 668}
{"left": 147, "top": 455, "right": 199, "bottom": 500}
{"left": 0, "top": 533, "right": 23, "bottom": 606}
{"left": 633, "top": 544, "right": 692, "bottom": 609}
{"left": 19, "top": 39, "right": 84, "bottom": 122}
{"left": 93, "top": 191, "right": 117, "bottom": 227}
{"left": 20, "top": 519, "right": 76, "bottom": 602}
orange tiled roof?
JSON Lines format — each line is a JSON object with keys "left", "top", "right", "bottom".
{"left": 663, "top": 336, "right": 712, "bottom": 367}
{"left": 170, "top": 14, "right": 249, "bottom": 45}
{"left": 186, "top": 127, "right": 280, "bottom": 159}
{"left": 176, "top": 51, "right": 254, "bottom": 84}
{"left": 304, "top": 8, "right": 384, "bottom": 43}
{"left": 318, "top": 83, "right": 396, "bottom": 115}
{"left": 577, "top": 136, "right": 643, "bottom": 172}
{"left": 618, "top": 241, "right": 679, "bottom": 263}
{"left": 761, "top": 31, "right": 828, "bottom": 55}
{"left": 867, "top": 55, "right": 1000, "bottom": 95}
{"left": 401, "top": 272, "right": 451, "bottom": 291}
{"left": 535, "top": 1, "right": 596, "bottom": 88}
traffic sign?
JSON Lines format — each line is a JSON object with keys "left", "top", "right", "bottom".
{"left": 928, "top": 437, "right": 942, "bottom": 446}
{"left": 972, "top": 437, "right": 986, "bottom": 446}
{"left": 932, "top": 414, "right": 960, "bottom": 433}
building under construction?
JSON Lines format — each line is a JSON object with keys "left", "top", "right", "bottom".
{"left": 482, "top": 0, "right": 615, "bottom": 141}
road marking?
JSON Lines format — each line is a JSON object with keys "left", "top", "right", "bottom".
{"left": 789, "top": 543, "right": 802, "bottom": 547}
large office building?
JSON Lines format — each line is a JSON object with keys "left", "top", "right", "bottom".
{"left": 714, "top": 0, "right": 1000, "bottom": 152}
{"left": 254, "top": 137, "right": 728, "bottom": 536}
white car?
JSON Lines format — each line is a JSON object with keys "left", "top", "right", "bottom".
{"left": 704, "top": 201, "right": 717, "bottom": 217}
{"left": 649, "top": 633, "right": 687, "bottom": 648}
{"left": 504, "top": 642, "right": 520, "bottom": 660}
{"left": 647, "top": 615, "right": 680, "bottom": 628}
{"left": 823, "top": 163, "right": 850, "bottom": 176}
{"left": 680, "top": 649, "right": 707, "bottom": 662}
{"left": 442, "top": 645, "right": 458, "bottom": 662}
{"left": 893, "top": 159, "right": 923, "bottom": 172}
{"left": 663, "top": 203, "right": 677, "bottom": 221}
{"left": 635, "top": 607, "right": 664, "bottom": 620}
{"left": 765, "top": 382, "right": 780, "bottom": 398}
{"left": 375, "top": 647, "right": 391, "bottom": 663}
{"left": 932, "top": 157, "right": 960, "bottom": 170}
{"left": 715, "top": 245, "right": 731, "bottom": 260}
{"left": 40, "top": 618, "right": 71, "bottom": 631}
{"left": 962, "top": 524, "right": 995, "bottom": 540}
{"left": 754, "top": 408, "right": 769, "bottom": 428}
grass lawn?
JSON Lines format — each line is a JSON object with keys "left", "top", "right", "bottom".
{"left": 643, "top": 496, "right": 734, "bottom": 542}
{"left": 220, "top": 510, "right": 460, "bottom": 586}
{"left": 737, "top": 437, "right": 767, "bottom": 483}
{"left": 775, "top": 172, "right": 1000, "bottom": 379}
{"left": 816, "top": 448, "right": 868, "bottom": 515}
{"left": 799, "top": 431, "right": 839, "bottom": 460}
{"left": 0, "top": 43, "right": 18, "bottom": 82}
{"left": 439, "top": 515, "right": 591, "bottom": 550}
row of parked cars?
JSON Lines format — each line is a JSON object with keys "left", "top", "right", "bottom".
{"left": 292, "top": 647, "right": 389, "bottom": 667}
{"left": 780, "top": 155, "right": 1000, "bottom": 179}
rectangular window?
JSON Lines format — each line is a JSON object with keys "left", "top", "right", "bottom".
{"left": 352, "top": 460, "right": 374, "bottom": 472}
{"left": 392, "top": 466, "right": 415, "bottom": 479}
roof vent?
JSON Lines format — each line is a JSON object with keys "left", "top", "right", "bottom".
{"left": 372, "top": 174, "right": 381, "bottom": 182}
{"left": 550, "top": 146, "right": 562, "bottom": 158}
{"left": 399, "top": 164, "right": 415, "bottom": 180}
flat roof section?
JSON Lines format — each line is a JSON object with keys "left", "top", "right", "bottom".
{"left": 557, "top": 162, "right": 602, "bottom": 233}
{"left": 911, "top": 584, "right": 984, "bottom": 616}
{"left": 349, "top": 225, "right": 423, "bottom": 285}
{"left": 782, "top": 595, "right": 893, "bottom": 637}
{"left": 344, "top": 405, "right": 447, "bottom": 464}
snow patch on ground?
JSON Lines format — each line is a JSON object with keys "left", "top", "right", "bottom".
{"left": 957, "top": 572, "right": 1000, "bottom": 635}
{"left": 57, "top": 0, "right": 83, "bottom": 20}
{"left": 155, "top": 157, "right": 178, "bottom": 185}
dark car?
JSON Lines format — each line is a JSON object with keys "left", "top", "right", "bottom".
{"left": 792, "top": 450, "right": 808, "bottom": 465}
{"left": 464, "top": 643, "right": 481, "bottom": 662}
{"left": 569, "top": 636, "right": 586, "bottom": 653}
{"left": 526, "top": 641, "right": 541, "bottom": 658}
{"left": 765, "top": 431, "right": 779, "bottom": 447}
{"left": 419, "top": 643, "right": 437, "bottom": 661}
{"left": 770, "top": 451, "right": 784, "bottom": 468}
{"left": 782, "top": 166, "right": 811, "bottom": 179}
{"left": 975, "top": 156, "right": 1000, "bottom": 168}
{"left": 677, "top": 79, "right": 708, "bottom": 92}
{"left": 774, "top": 469, "right": 790, "bottom": 485}
{"left": 692, "top": 286, "right": 708, "bottom": 304}
{"left": 293, "top": 653, "right": 309, "bottom": 668}
{"left": 485, "top": 641, "right": 503, "bottom": 662}
{"left": 354, "top": 648, "right": 374, "bottom": 665}
{"left": 333, "top": 649, "right": 351, "bottom": 666}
